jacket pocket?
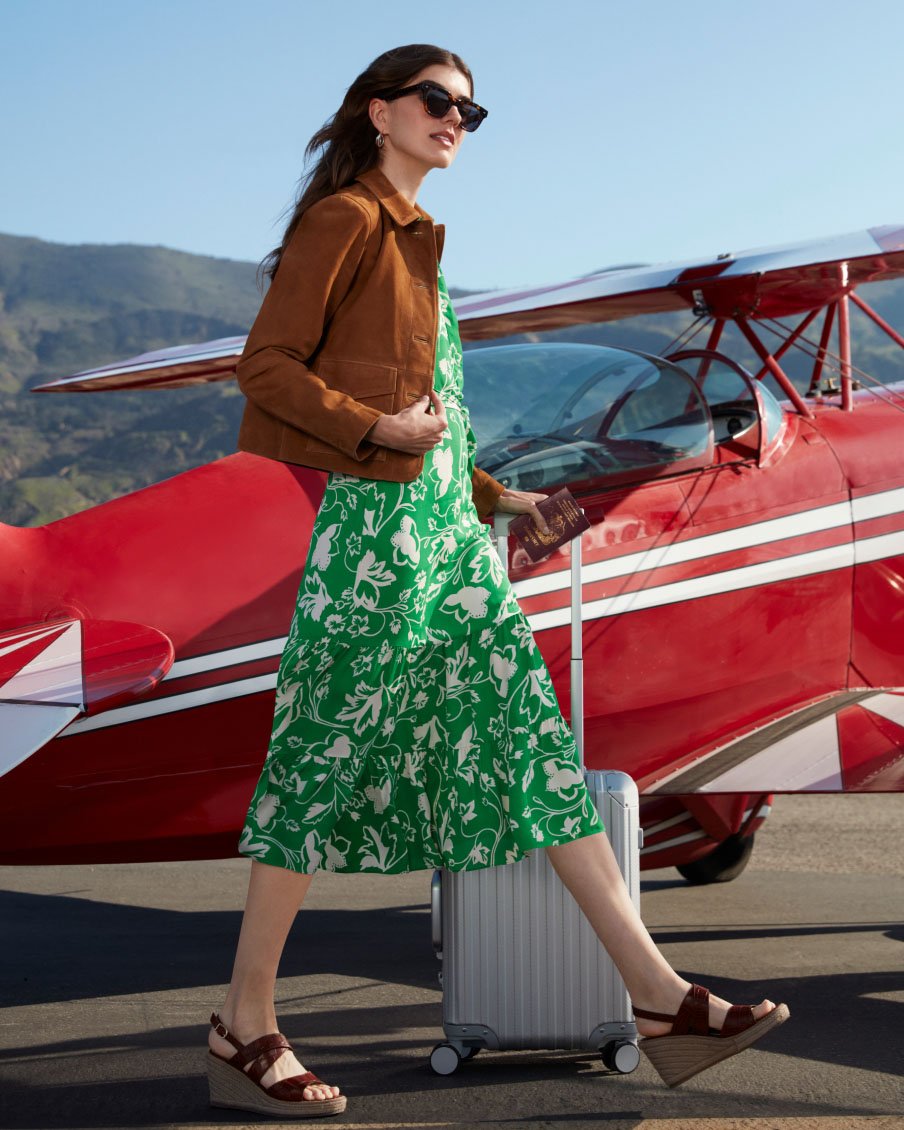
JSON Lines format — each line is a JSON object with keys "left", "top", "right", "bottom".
{"left": 316, "top": 357, "right": 397, "bottom": 395}
{"left": 306, "top": 358, "right": 397, "bottom": 458}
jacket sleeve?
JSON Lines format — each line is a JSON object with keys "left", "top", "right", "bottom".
{"left": 472, "top": 465, "right": 507, "bottom": 519}
{"left": 465, "top": 413, "right": 507, "bottom": 519}
{"left": 234, "top": 193, "right": 383, "bottom": 462}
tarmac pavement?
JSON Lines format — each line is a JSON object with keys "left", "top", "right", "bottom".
{"left": 1, "top": 793, "right": 902, "bottom": 1130}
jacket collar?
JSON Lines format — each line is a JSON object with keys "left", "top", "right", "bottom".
{"left": 354, "top": 165, "right": 445, "bottom": 263}
{"left": 355, "top": 165, "right": 430, "bottom": 226}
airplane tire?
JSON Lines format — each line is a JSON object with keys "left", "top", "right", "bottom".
{"left": 676, "top": 832, "right": 755, "bottom": 885}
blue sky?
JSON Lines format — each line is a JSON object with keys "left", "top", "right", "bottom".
{"left": 2, "top": 0, "right": 903, "bottom": 291}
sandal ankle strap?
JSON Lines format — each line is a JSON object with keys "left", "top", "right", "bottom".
{"left": 210, "top": 1012, "right": 245, "bottom": 1054}
{"left": 631, "top": 1004, "right": 677, "bottom": 1023}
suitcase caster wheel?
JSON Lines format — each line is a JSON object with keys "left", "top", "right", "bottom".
{"left": 430, "top": 1043, "right": 462, "bottom": 1075}
{"left": 601, "top": 1039, "right": 640, "bottom": 1074}
{"left": 460, "top": 1045, "right": 480, "bottom": 1061}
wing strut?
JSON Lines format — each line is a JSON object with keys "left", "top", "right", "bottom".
{"left": 809, "top": 304, "right": 837, "bottom": 394}
{"left": 734, "top": 317, "right": 814, "bottom": 417}
{"left": 850, "top": 291, "right": 904, "bottom": 350}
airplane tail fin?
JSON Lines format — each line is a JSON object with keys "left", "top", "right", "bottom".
{"left": 0, "top": 617, "right": 173, "bottom": 778}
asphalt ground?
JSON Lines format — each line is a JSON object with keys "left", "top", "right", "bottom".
{"left": 1, "top": 794, "right": 902, "bottom": 1130}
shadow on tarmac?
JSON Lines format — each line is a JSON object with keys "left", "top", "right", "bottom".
{"left": 0, "top": 889, "right": 439, "bottom": 1004}
{"left": 1, "top": 1003, "right": 896, "bottom": 1130}
{"left": 2, "top": 884, "right": 902, "bottom": 1087}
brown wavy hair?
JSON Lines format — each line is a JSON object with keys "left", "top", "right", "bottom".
{"left": 256, "top": 43, "right": 474, "bottom": 291}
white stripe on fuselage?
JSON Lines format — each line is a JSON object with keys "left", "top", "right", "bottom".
{"left": 513, "top": 498, "right": 852, "bottom": 598}
{"left": 56, "top": 485, "right": 904, "bottom": 734}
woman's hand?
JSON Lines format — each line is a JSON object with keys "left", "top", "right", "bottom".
{"left": 493, "top": 488, "right": 551, "bottom": 534}
{"left": 366, "top": 390, "right": 448, "bottom": 454}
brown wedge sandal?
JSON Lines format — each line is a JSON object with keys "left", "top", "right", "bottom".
{"left": 633, "top": 984, "right": 790, "bottom": 1088}
{"left": 207, "top": 1011, "right": 347, "bottom": 1118}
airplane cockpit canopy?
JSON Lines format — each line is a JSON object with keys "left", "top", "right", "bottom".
{"left": 465, "top": 342, "right": 784, "bottom": 495}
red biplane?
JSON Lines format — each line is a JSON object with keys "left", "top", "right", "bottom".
{"left": 3, "top": 224, "right": 904, "bottom": 882}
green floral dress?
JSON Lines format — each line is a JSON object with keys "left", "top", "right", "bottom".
{"left": 238, "top": 263, "right": 604, "bottom": 873}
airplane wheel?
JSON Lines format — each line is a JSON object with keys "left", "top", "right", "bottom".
{"left": 676, "top": 832, "right": 755, "bottom": 885}
{"left": 430, "top": 1043, "right": 462, "bottom": 1075}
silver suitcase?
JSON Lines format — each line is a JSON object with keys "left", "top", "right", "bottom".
{"left": 428, "top": 510, "right": 641, "bottom": 1076}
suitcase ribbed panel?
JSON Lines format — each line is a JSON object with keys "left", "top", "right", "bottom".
{"left": 440, "top": 770, "right": 639, "bottom": 1050}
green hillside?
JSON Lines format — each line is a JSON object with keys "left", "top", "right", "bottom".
{"left": 0, "top": 232, "right": 262, "bottom": 526}
{"left": 1, "top": 231, "right": 903, "bottom": 527}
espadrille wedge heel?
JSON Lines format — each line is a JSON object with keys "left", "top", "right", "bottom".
{"left": 206, "top": 1012, "right": 346, "bottom": 1118}
{"left": 633, "top": 984, "right": 790, "bottom": 1088}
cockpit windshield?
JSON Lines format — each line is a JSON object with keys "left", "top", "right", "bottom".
{"left": 463, "top": 343, "right": 713, "bottom": 493}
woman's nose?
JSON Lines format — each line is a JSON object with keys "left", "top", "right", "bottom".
{"left": 444, "top": 104, "right": 463, "bottom": 129}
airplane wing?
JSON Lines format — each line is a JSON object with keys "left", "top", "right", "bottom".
{"left": 455, "top": 224, "right": 904, "bottom": 339}
{"left": 0, "top": 618, "right": 174, "bottom": 777}
{"left": 30, "top": 225, "right": 904, "bottom": 393}
{"left": 30, "top": 336, "right": 247, "bottom": 392}
{"left": 642, "top": 689, "right": 904, "bottom": 795}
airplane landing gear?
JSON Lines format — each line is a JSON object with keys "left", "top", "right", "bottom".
{"left": 677, "top": 832, "right": 755, "bottom": 885}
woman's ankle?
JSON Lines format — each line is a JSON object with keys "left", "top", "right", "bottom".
{"left": 212, "top": 996, "right": 278, "bottom": 1042}
{"left": 628, "top": 974, "right": 691, "bottom": 1016}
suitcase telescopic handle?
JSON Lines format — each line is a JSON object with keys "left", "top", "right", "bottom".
{"left": 492, "top": 509, "right": 585, "bottom": 766}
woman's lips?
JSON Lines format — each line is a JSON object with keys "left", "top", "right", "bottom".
{"left": 431, "top": 133, "right": 454, "bottom": 147}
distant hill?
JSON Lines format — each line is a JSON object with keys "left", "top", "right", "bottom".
{"left": 2, "top": 230, "right": 903, "bottom": 527}
{"left": 0, "top": 232, "right": 265, "bottom": 526}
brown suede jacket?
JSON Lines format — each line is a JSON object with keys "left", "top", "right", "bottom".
{"left": 234, "top": 165, "right": 507, "bottom": 520}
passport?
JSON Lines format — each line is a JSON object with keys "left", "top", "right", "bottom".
{"left": 507, "top": 487, "right": 591, "bottom": 562}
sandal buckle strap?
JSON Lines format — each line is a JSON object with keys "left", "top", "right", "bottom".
{"left": 210, "top": 1012, "right": 243, "bottom": 1052}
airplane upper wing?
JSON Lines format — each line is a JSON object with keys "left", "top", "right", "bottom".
{"left": 30, "top": 225, "right": 904, "bottom": 393}
{"left": 0, "top": 618, "right": 174, "bottom": 777}
{"left": 455, "top": 224, "right": 904, "bottom": 339}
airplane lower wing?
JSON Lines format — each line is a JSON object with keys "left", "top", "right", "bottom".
{"left": 0, "top": 618, "right": 174, "bottom": 778}
{"left": 644, "top": 689, "right": 904, "bottom": 794}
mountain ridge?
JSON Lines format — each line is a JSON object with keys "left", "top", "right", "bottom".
{"left": 2, "top": 230, "right": 902, "bottom": 527}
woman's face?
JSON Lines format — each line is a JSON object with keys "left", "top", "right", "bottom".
{"left": 369, "top": 63, "right": 474, "bottom": 173}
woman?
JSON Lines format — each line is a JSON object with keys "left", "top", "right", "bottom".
{"left": 208, "top": 43, "right": 788, "bottom": 1119}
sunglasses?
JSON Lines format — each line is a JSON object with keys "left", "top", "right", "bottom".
{"left": 374, "top": 80, "right": 488, "bottom": 133}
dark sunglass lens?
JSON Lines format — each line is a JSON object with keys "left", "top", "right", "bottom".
{"left": 418, "top": 82, "right": 485, "bottom": 131}
{"left": 423, "top": 87, "right": 452, "bottom": 117}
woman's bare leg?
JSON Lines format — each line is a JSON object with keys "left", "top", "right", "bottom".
{"left": 545, "top": 831, "right": 775, "bottom": 1037}
{"left": 208, "top": 859, "right": 341, "bottom": 1101}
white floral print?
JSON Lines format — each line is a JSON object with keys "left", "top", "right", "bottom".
{"left": 239, "top": 264, "right": 604, "bottom": 873}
